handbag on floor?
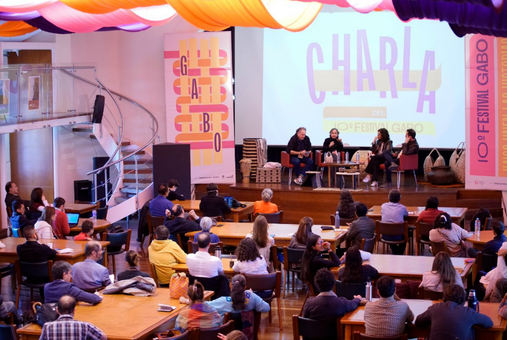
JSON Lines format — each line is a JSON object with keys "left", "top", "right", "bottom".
{"left": 423, "top": 148, "right": 446, "bottom": 181}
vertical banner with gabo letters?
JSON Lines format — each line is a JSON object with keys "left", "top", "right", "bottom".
{"left": 465, "top": 35, "right": 507, "bottom": 190}
{"left": 164, "top": 32, "right": 235, "bottom": 184}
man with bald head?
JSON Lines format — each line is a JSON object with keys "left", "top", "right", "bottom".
{"left": 72, "top": 241, "right": 111, "bottom": 290}
{"left": 186, "top": 232, "right": 224, "bottom": 278}
{"left": 148, "top": 225, "right": 186, "bottom": 286}
{"left": 40, "top": 295, "right": 106, "bottom": 340}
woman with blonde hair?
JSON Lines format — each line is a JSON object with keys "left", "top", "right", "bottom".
{"left": 289, "top": 216, "right": 314, "bottom": 249}
{"left": 420, "top": 251, "right": 463, "bottom": 292}
{"left": 248, "top": 215, "right": 275, "bottom": 269}
{"left": 253, "top": 188, "right": 278, "bottom": 215}
{"left": 35, "top": 206, "right": 56, "bottom": 239}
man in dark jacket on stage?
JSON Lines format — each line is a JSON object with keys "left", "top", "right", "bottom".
{"left": 286, "top": 127, "right": 313, "bottom": 186}
{"left": 382, "top": 128, "right": 419, "bottom": 187}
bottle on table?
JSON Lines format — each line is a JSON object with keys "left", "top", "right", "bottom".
{"left": 215, "top": 246, "right": 222, "bottom": 259}
{"left": 337, "top": 152, "right": 341, "bottom": 163}
{"left": 92, "top": 209, "right": 97, "bottom": 225}
{"left": 335, "top": 212, "right": 340, "bottom": 229}
{"left": 474, "top": 218, "right": 480, "bottom": 237}
{"left": 345, "top": 152, "right": 349, "bottom": 162}
{"left": 356, "top": 152, "right": 360, "bottom": 164}
{"left": 366, "top": 278, "right": 372, "bottom": 301}
{"left": 468, "top": 289, "right": 479, "bottom": 312}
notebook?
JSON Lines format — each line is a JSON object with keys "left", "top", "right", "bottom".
{"left": 66, "top": 213, "right": 80, "bottom": 227}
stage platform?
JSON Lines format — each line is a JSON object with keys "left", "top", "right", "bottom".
{"left": 196, "top": 178, "right": 502, "bottom": 226}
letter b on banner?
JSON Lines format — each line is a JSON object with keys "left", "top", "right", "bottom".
{"left": 203, "top": 112, "right": 210, "bottom": 132}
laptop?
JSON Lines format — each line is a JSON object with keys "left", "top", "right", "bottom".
{"left": 224, "top": 196, "right": 233, "bottom": 208}
{"left": 66, "top": 213, "right": 80, "bottom": 228}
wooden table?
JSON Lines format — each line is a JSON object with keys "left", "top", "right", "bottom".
{"left": 185, "top": 222, "right": 348, "bottom": 250}
{"left": 320, "top": 162, "right": 359, "bottom": 188}
{"left": 68, "top": 218, "right": 112, "bottom": 238}
{"left": 352, "top": 254, "right": 474, "bottom": 286}
{"left": 341, "top": 299, "right": 506, "bottom": 340}
{"left": 465, "top": 230, "right": 506, "bottom": 251}
{"left": 65, "top": 203, "right": 98, "bottom": 215}
{"left": 174, "top": 200, "right": 254, "bottom": 222}
{"left": 0, "top": 237, "right": 110, "bottom": 266}
{"left": 17, "top": 289, "right": 213, "bottom": 340}
{"left": 367, "top": 206, "right": 468, "bottom": 228}
{"left": 172, "top": 258, "right": 236, "bottom": 277}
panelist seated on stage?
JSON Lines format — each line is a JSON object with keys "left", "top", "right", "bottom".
{"left": 419, "top": 252, "right": 463, "bottom": 293}
{"left": 148, "top": 225, "right": 187, "bottom": 286}
{"left": 149, "top": 183, "right": 174, "bottom": 217}
{"left": 164, "top": 204, "right": 201, "bottom": 246}
{"left": 187, "top": 233, "right": 224, "bottom": 278}
{"left": 193, "top": 217, "right": 220, "bottom": 244}
{"left": 72, "top": 241, "right": 111, "bottom": 291}
{"left": 415, "top": 284, "right": 493, "bottom": 340}
{"left": 44, "top": 261, "right": 102, "bottom": 305}
{"left": 364, "top": 275, "right": 414, "bottom": 337}
{"left": 381, "top": 128, "right": 419, "bottom": 187}
{"left": 168, "top": 178, "right": 185, "bottom": 201}
{"left": 303, "top": 268, "right": 361, "bottom": 320}
{"left": 17, "top": 225, "right": 57, "bottom": 264}
{"left": 286, "top": 127, "right": 314, "bottom": 186}
{"left": 40, "top": 295, "right": 106, "bottom": 340}
{"left": 469, "top": 221, "right": 507, "bottom": 258}
{"left": 322, "top": 128, "right": 344, "bottom": 160}
{"left": 74, "top": 220, "right": 94, "bottom": 241}
{"left": 346, "top": 203, "right": 375, "bottom": 248}
{"left": 253, "top": 188, "right": 278, "bottom": 215}
{"left": 10, "top": 200, "right": 34, "bottom": 236}
{"left": 199, "top": 183, "right": 231, "bottom": 219}
{"left": 117, "top": 250, "right": 151, "bottom": 281}
{"left": 53, "top": 197, "right": 70, "bottom": 239}
{"left": 363, "top": 128, "right": 393, "bottom": 187}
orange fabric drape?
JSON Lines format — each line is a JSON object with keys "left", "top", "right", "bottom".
{"left": 0, "top": 21, "right": 38, "bottom": 37}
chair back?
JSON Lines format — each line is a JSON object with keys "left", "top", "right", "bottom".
{"left": 416, "top": 221, "right": 433, "bottom": 243}
{"left": 188, "top": 274, "right": 231, "bottom": 300}
{"left": 376, "top": 221, "right": 408, "bottom": 239}
{"left": 417, "top": 287, "right": 443, "bottom": 301}
{"left": 0, "top": 324, "right": 17, "bottom": 340}
{"left": 224, "top": 311, "right": 261, "bottom": 340}
{"left": 281, "top": 151, "right": 292, "bottom": 168}
{"left": 191, "top": 320, "right": 235, "bottom": 340}
{"left": 103, "top": 229, "right": 131, "bottom": 254}
{"left": 258, "top": 211, "right": 284, "bottom": 223}
{"left": 11, "top": 228, "right": 21, "bottom": 238}
{"left": 283, "top": 247, "right": 305, "bottom": 270}
{"left": 430, "top": 241, "right": 450, "bottom": 256}
{"left": 28, "top": 210, "right": 42, "bottom": 221}
{"left": 96, "top": 205, "right": 109, "bottom": 219}
{"left": 16, "top": 260, "right": 53, "bottom": 281}
{"left": 6, "top": 206, "right": 12, "bottom": 218}
{"left": 187, "top": 241, "right": 223, "bottom": 254}
{"left": 353, "top": 332, "right": 408, "bottom": 340}
{"left": 163, "top": 330, "right": 189, "bottom": 340}
{"left": 335, "top": 281, "right": 366, "bottom": 300}
{"left": 292, "top": 315, "right": 342, "bottom": 340}
{"left": 477, "top": 251, "right": 497, "bottom": 272}
{"left": 359, "top": 234, "right": 376, "bottom": 253}
{"left": 315, "top": 150, "right": 323, "bottom": 167}
{"left": 148, "top": 214, "right": 166, "bottom": 234}
{"left": 484, "top": 217, "right": 493, "bottom": 230}
{"left": 398, "top": 154, "right": 418, "bottom": 171}
{"left": 270, "top": 245, "right": 282, "bottom": 271}
{"left": 244, "top": 272, "right": 281, "bottom": 298}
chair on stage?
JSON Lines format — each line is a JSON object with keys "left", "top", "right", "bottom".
{"left": 292, "top": 315, "right": 343, "bottom": 340}
{"left": 281, "top": 151, "right": 312, "bottom": 185}
{"left": 391, "top": 154, "right": 419, "bottom": 188}
{"left": 258, "top": 211, "right": 284, "bottom": 223}
{"left": 375, "top": 221, "right": 409, "bottom": 255}
{"left": 359, "top": 234, "right": 376, "bottom": 254}
{"left": 415, "top": 221, "right": 433, "bottom": 256}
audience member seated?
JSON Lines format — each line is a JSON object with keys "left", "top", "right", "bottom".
{"left": 149, "top": 183, "right": 174, "bottom": 217}
{"left": 253, "top": 188, "right": 278, "bottom": 215}
{"left": 301, "top": 234, "right": 341, "bottom": 294}
{"left": 419, "top": 252, "right": 463, "bottom": 292}
{"left": 498, "top": 292, "right": 507, "bottom": 318}
{"left": 417, "top": 196, "right": 443, "bottom": 225}
{"left": 381, "top": 189, "right": 408, "bottom": 255}
{"left": 233, "top": 238, "right": 268, "bottom": 275}
{"left": 247, "top": 215, "right": 274, "bottom": 269}
{"left": 479, "top": 243, "right": 507, "bottom": 302}
{"left": 35, "top": 207, "right": 57, "bottom": 239}
{"left": 40, "top": 295, "right": 107, "bottom": 340}
{"left": 322, "top": 128, "right": 344, "bottom": 159}
{"left": 187, "top": 233, "right": 224, "bottom": 278}
{"left": 286, "top": 127, "right": 314, "bottom": 186}
{"left": 470, "top": 207, "right": 493, "bottom": 231}
{"left": 303, "top": 268, "right": 361, "bottom": 319}
{"left": 0, "top": 296, "right": 20, "bottom": 326}
{"left": 4, "top": 181, "right": 23, "bottom": 216}
{"left": 338, "top": 246, "right": 379, "bottom": 283}
{"left": 10, "top": 200, "right": 32, "bottom": 236}
{"left": 53, "top": 197, "right": 70, "bottom": 239}
{"left": 364, "top": 275, "right": 414, "bottom": 337}
{"left": 415, "top": 284, "right": 493, "bottom": 339}
{"left": 168, "top": 178, "right": 185, "bottom": 201}
{"left": 175, "top": 280, "right": 222, "bottom": 332}
{"left": 44, "top": 261, "right": 102, "bottom": 305}
{"left": 199, "top": 183, "right": 231, "bottom": 218}
{"left": 345, "top": 203, "right": 375, "bottom": 248}
{"left": 336, "top": 189, "right": 356, "bottom": 219}
{"left": 148, "top": 225, "right": 187, "bottom": 286}
{"left": 30, "top": 187, "right": 49, "bottom": 212}
{"left": 289, "top": 216, "right": 314, "bottom": 250}
{"left": 381, "top": 128, "right": 419, "bottom": 187}
{"left": 429, "top": 212, "right": 472, "bottom": 257}
{"left": 469, "top": 221, "right": 507, "bottom": 258}
{"left": 218, "top": 330, "right": 248, "bottom": 340}
{"left": 17, "top": 225, "right": 57, "bottom": 263}
{"left": 164, "top": 204, "right": 201, "bottom": 245}
{"left": 363, "top": 128, "right": 392, "bottom": 187}
{"left": 117, "top": 250, "right": 151, "bottom": 281}
{"left": 209, "top": 274, "right": 270, "bottom": 316}
{"left": 193, "top": 217, "right": 220, "bottom": 243}
{"left": 74, "top": 220, "right": 94, "bottom": 241}
{"left": 72, "top": 241, "right": 111, "bottom": 291}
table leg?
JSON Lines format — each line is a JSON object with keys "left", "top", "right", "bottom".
{"left": 233, "top": 214, "right": 239, "bottom": 222}
{"left": 328, "top": 167, "right": 331, "bottom": 188}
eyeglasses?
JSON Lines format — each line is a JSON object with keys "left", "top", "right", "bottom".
{"left": 317, "top": 240, "right": 324, "bottom": 245}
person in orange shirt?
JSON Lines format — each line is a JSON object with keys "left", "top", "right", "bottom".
{"left": 253, "top": 188, "right": 278, "bottom": 215}
{"left": 74, "top": 220, "right": 94, "bottom": 241}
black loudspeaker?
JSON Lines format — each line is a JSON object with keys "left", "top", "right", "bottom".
{"left": 92, "top": 156, "right": 110, "bottom": 206}
{"left": 92, "top": 95, "right": 105, "bottom": 124}
{"left": 74, "top": 180, "right": 92, "bottom": 202}
{"left": 153, "top": 143, "right": 191, "bottom": 199}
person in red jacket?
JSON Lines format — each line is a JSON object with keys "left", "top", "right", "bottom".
{"left": 53, "top": 197, "right": 70, "bottom": 239}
